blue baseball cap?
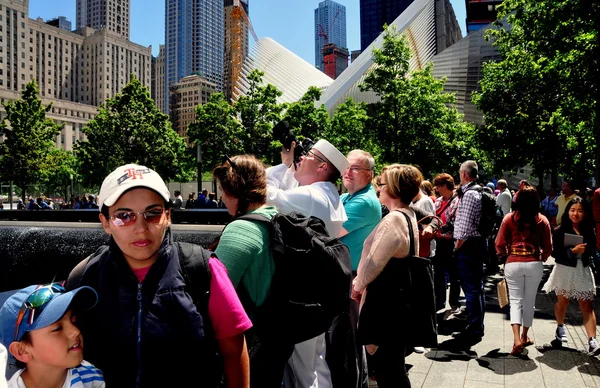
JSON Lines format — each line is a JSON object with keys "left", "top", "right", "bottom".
{"left": 0, "top": 284, "right": 97, "bottom": 348}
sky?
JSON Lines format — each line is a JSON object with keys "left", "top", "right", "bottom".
{"left": 29, "top": 0, "right": 466, "bottom": 66}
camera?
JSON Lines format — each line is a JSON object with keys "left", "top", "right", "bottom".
{"left": 272, "top": 120, "right": 315, "bottom": 164}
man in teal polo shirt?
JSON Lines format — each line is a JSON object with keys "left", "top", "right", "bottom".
{"left": 339, "top": 150, "right": 382, "bottom": 270}
{"left": 328, "top": 149, "right": 381, "bottom": 388}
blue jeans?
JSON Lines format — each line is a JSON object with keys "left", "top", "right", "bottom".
{"left": 456, "top": 238, "right": 486, "bottom": 337}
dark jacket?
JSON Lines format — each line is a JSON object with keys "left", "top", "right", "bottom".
{"left": 552, "top": 225, "right": 596, "bottom": 268}
{"left": 66, "top": 232, "right": 219, "bottom": 388}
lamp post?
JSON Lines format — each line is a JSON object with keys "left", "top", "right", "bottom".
{"left": 196, "top": 143, "right": 202, "bottom": 195}
{"left": 70, "top": 173, "right": 74, "bottom": 200}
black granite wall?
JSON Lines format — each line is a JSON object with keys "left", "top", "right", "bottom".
{"left": 0, "top": 225, "right": 221, "bottom": 292}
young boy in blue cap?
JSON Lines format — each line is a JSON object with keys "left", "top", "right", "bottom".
{"left": 0, "top": 284, "right": 104, "bottom": 388}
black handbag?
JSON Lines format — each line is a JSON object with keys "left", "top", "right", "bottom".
{"left": 358, "top": 211, "right": 438, "bottom": 348}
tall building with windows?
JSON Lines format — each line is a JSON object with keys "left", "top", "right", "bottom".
{"left": 76, "top": 0, "right": 130, "bottom": 38}
{"left": 0, "top": 0, "right": 151, "bottom": 151}
{"left": 465, "top": 0, "right": 502, "bottom": 34}
{"left": 164, "top": 0, "right": 224, "bottom": 113}
{"left": 314, "top": 0, "right": 346, "bottom": 72}
{"left": 360, "top": 0, "right": 414, "bottom": 51}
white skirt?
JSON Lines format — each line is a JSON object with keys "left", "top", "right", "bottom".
{"left": 542, "top": 260, "right": 596, "bottom": 300}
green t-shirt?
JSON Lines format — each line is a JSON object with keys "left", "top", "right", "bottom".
{"left": 214, "top": 206, "right": 277, "bottom": 308}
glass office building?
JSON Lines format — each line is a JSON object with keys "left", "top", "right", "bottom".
{"left": 314, "top": 0, "right": 347, "bottom": 71}
{"left": 359, "top": 0, "right": 414, "bottom": 51}
{"left": 164, "top": 0, "right": 224, "bottom": 113}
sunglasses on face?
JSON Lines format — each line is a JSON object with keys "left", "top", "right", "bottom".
{"left": 307, "top": 150, "right": 327, "bottom": 164}
{"left": 109, "top": 207, "right": 167, "bottom": 227}
{"left": 14, "top": 283, "right": 66, "bottom": 341}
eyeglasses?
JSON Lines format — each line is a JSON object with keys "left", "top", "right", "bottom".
{"left": 307, "top": 150, "right": 327, "bottom": 164}
{"left": 109, "top": 207, "right": 167, "bottom": 227}
{"left": 223, "top": 155, "right": 238, "bottom": 170}
{"left": 346, "top": 166, "right": 372, "bottom": 173}
{"left": 14, "top": 283, "right": 66, "bottom": 341}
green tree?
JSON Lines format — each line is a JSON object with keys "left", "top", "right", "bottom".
{"left": 360, "top": 25, "right": 476, "bottom": 177}
{"left": 39, "top": 149, "right": 80, "bottom": 201}
{"left": 472, "top": 0, "right": 599, "bottom": 187}
{"left": 282, "top": 86, "right": 331, "bottom": 142}
{"left": 0, "top": 81, "right": 62, "bottom": 201}
{"left": 76, "top": 75, "right": 194, "bottom": 186}
{"left": 323, "top": 97, "right": 375, "bottom": 159}
{"left": 234, "top": 69, "right": 284, "bottom": 159}
{"left": 188, "top": 92, "right": 244, "bottom": 174}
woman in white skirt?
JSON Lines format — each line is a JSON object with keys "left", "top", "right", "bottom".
{"left": 542, "top": 197, "right": 599, "bottom": 355}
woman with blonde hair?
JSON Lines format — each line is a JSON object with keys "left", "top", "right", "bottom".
{"left": 352, "top": 164, "right": 424, "bottom": 388}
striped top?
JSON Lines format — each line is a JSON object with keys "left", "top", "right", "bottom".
{"left": 9, "top": 361, "right": 105, "bottom": 388}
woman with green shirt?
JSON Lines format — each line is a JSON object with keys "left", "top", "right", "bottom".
{"left": 213, "top": 155, "right": 294, "bottom": 388}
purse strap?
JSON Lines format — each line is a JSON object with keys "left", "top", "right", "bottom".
{"left": 395, "top": 210, "right": 417, "bottom": 257}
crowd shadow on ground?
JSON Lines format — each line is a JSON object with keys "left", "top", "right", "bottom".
{"left": 422, "top": 263, "right": 600, "bottom": 378}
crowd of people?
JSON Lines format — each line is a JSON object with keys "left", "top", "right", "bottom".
{"left": 1, "top": 137, "right": 599, "bottom": 388}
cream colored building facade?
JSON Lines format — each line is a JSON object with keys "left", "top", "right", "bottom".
{"left": 0, "top": 0, "right": 151, "bottom": 151}
{"left": 169, "top": 74, "right": 216, "bottom": 141}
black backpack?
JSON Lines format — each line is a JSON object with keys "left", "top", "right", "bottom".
{"left": 238, "top": 212, "right": 352, "bottom": 345}
{"left": 468, "top": 185, "right": 498, "bottom": 239}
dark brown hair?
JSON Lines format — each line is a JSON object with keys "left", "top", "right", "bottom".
{"left": 212, "top": 155, "right": 267, "bottom": 215}
{"left": 513, "top": 186, "right": 540, "bottom": 232}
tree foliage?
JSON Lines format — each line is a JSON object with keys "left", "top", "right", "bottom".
{"left": 76, "top": 75, "right": 194, "bottom": 186}
{"left": 0, "top": 81, "right": 62, "bottom": 200}
{"left": 188, "top": 92, "right": 244, "bottom": 173}
{"left": 360, "top": 25, "right": 477, "bottom": 178}
{"left": 472, "top": 0, "right": 599, "bottom": 186}
{"left": 282, "top": 86, "right": 331, "bottom": 141}
{"left": 39, "top": 149, "right": 79, "bottom": 200}
{"left": 234, "top": 69, "right": 284, "bottom": 159}
{"left": 324, "top": 98, "right": 374, "bottom": 159}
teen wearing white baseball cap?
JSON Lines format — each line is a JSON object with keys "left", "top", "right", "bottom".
{"left": 65, "top": 163, "right": 252, "bottom": 387}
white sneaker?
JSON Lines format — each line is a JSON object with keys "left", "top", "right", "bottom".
{"left": 414, "top": 346, "right": 425, "bottom": 354}
{"left": 555, "top": 325, "right": 568, "bottom": 343}
{"left": 589, "top": 338, "right": 600, "bottom": 356}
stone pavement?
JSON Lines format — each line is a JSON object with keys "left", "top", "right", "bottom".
{"left": 370, "top": 257, "right": 600, "bottom": 388}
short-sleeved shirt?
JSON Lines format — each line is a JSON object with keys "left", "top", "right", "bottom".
{"left": 555, "top": 193, "right": 577, "bottom": 225}
{"left": 8, "top": 361, "right": 105, "bottom": 388}
{"left": 215, "top": 206, "right": 277, "bottom": 308}
{"left": 340, "top": 185, "right": 382, "bottom": 271}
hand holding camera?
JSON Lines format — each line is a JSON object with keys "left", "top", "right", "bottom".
{"left": 272, "top": 120, "right": 315, "bottom": 168}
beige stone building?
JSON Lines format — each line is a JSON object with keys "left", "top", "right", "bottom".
{"left": 76, "top": 0, "right": 130, "bottom": 39}
{"left": 169, "top": 74, "right": 216, "bottom": 141}
{"left": 0, "top": 0, "right": 151, "bottom": 151}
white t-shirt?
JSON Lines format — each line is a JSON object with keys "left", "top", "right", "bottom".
{"left": 8, "top": 361, "right": 105, "bottom": 388}
{"left": 266, "top": 163, "right": 347, "bottom": 237}
{"left": 496, "top": 189, "right": 512, "bottom": 217}
{"left": 0, "top": 343, "right": 7, "bottom": 388}
{"left": 412, "top": 194, "right": 437, "bottom": 257}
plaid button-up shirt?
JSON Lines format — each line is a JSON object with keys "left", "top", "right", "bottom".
{"left": 454, "top": 182, "right": 482, "bottom": 240}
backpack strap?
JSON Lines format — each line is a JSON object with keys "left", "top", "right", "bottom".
{"left": 176, "top": 242, "right": 214, "bottom": 334}
{"left": 237, "top": 212, "right": 271, "bottom": 224}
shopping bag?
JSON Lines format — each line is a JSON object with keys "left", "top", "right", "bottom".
{"left": 497, "top": 278, "right": 509, "bottom": 308}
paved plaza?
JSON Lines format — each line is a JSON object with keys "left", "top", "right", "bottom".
{"left": 384, "top": 257, "right": 600, "bottom": 388}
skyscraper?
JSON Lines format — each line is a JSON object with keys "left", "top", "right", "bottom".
{"left": 360, "top": 0, "right": 414, "bottom": 51}
{"left": 76, "top": 0, "right": 130, "bottom": 38}
{"left": 164, "top": 0, "right": 224, "bottom": 113}
{"left": 314, "top": 0, "right": 347, "bottom": 72}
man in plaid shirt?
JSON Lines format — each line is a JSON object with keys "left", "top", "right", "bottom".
{"left": 452, "top": 160, "right": 486, "bottom": 346}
